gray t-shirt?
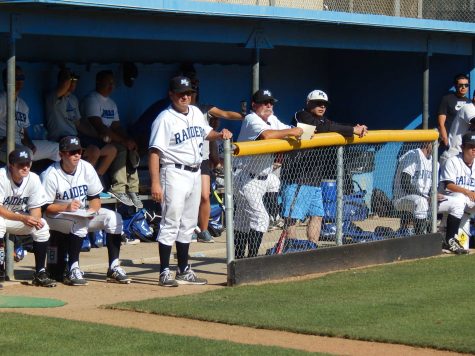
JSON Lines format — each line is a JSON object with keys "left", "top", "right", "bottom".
{"left": 45, "top": 91, "right": 80, "bottom": 141}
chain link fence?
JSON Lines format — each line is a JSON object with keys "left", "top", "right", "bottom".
{"left": 228, "top": 133, "right": 437, "bottom": 259}
{"left": 194, "top": 0, "right": 475, "bottom": 23}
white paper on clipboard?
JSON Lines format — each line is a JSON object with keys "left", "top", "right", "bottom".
{"left": 297, "top": 122, "right": 316, "bottom": 140}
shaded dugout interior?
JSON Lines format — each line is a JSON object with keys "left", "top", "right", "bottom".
{"left": 0, "top": 0, "right": 474, "bottom": 197}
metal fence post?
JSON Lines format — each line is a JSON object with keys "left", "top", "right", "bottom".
{"left": 335, "top": 146, "right": 344, "bottom": 245}
{"left": 224, "top": 140, "right": 235, "bottom": 280}
{"left": 431, "top": 138, "right": 439, "bottom": 233}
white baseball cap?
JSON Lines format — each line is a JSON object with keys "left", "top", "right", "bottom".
{"left": 307, "top": 90, "right": 329, "bottom": 103}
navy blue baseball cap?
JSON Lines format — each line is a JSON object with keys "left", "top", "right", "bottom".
{"left": 252, "top": 89, "right": 278, "bottom": 104}
{"left": 462, "top": 132, "right": 475, "bottom": 146}
{"left": 59, "top": 136, "right": 83, "bottom": 152}
{"left": 169, "top": 76, "right": 196, "bottom": 94}
{"left": 8, "top": 147, "right": 33, "bottom": 164}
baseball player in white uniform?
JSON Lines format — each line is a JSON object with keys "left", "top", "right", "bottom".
{"left": 42, "top": 136, "right": 130, "bottom": 285}
{"left": 233, "top": 89, "right": 303, "bottom": 259}
{"left": 0, "top": 147, "right": 55, "bottom": 287}
{"left": 0, "top": 66, "right": 59, "bottom": 162}
{"left": 149, "top": 76, "right": 232, "bottom": 287}
{"left": 440, "top": 92, "right": 475, "bottom": 165}
{"left": 393, "top": 142, "right": 433, "bottom": 235}
{"left": 438, "top": 132, "right": 474, "bottom": 254}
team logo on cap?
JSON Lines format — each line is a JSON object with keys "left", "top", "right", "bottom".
{"left": 70, "top": 138, "right": 79, "bottom": 145}
{"left": 19, "top": 151, "right": 28, "bottom": 158}
{"left": 181, "top": 79, "right": 189, "bottom": 86}
{"left": 263, "top": 90, "right": 272, "bottom": 96}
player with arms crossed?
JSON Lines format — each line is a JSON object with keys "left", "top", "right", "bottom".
{"left": 42, "top": 136, "right": 130, "bottom": 285}
{"left": 438, "top": 132, "right": 474, "bottom": 254}
{"left": 149, "top": 76, "right": 232, "bottom": 287}
{"left": 0, "top": 147, "right": 55, "bottom": 287}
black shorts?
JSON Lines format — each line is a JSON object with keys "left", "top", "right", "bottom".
{"left": 201, "top": 159, "right": 211, "bottom": 176}
{"left": 78, "top": 135, "right": 107, "bottom": 150}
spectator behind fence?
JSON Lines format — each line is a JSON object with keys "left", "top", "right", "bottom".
{"left": 280, "top": 90, "right": 368, "bottom": 243}
{"left": 437, "top": 132, "right": 474, "bottom": 255}
{"left": 41, "top": 136, "right": 131, "bottom": 286}
{"left": 0, "top": 147, "right": 55, "bottom": 287}
{"left": 0, "top": 66, "right": 60, "bottom": 162}
{"left": 149, "top": 76, "right": 232, "bottom": 287}
{"left": 233, "top": 89, "right": 303, "bottom": 259}
{"left": 392, "top": 142, "right": 434, "bottom": 235}
{"left": 190, "top": 88, "right": 244, "bottom": 243}
{"left": 437, "top": 74, "right": 470, "bottom": 154}
{"left": 440, "top": 89, "right": 475, "bottom": 165}
{"left": 80, "top": 70, "right": 142, "bottom": 208}
{"left": 45, "top": 68, "right": 117, "bottom": 196}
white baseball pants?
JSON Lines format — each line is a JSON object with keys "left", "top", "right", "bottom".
{"left": 394, "top": 195, "right": 429, "bottom": 219}
{"left": 45, "top": 208, "right": 122, "bottom": 238}
{"left": 158, "top": 166, "right": 201, "bottom": 246}
{"left": 438, "top": 193, "right": 475, "bottom": 219}
{"left": 0, "top": 216, "right": 49, "bottom": 242}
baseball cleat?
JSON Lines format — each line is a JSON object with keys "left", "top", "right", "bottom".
{"left": 175, "top": 265, "right": 207, "bottom": 285}
{"left": 159, "top": 269, "right": 178, "bottom": 287}
{"left": 32, "top": 270, "right": 57, "bottom": 288}
{"left": 107, "top": 266, "right": 131, "bottom": 284}
{"left": 443, "top": 238, "right": 469, "bottom": 255}
{"left": 64, "top": 267, "right": 88, "bottom": 286}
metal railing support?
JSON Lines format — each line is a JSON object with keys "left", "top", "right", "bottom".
{"left": 431, "top": 138, "right": 439, "bottom": 233}
{"left": 335, "top": 146, "right": 344, "bottom": 246}
{"left": 224, "top": 139, "right": 235, "bottom": 284}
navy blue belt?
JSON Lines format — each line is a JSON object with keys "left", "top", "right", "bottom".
{"left": 160, "top": 164, "right": 200, "bottom": 172}
{"left": 249, "top": 173, "right": 268, "bottom": 181}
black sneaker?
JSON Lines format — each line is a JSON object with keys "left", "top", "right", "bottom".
{"left": 109, "top": 191, "right": 134, "bottom": 206}
{"left": 197, "top": 230, "right": 214, "bottom": 243}
{"left": 443, "top": 238, "right": 470, "bottom": 255}
{"left": 107, "top": 266, "right": 131, "bottom": 284}
{"left": 32, "top": 270, "right": 57, "bottom": 288}
{"left": 159, "top": 268, "right": 178, "bottom": 287}
{"left": 175, "top": 265, "right": 207, "bottom": 285}
{"left": 64, "top": 267, "right": 88, "bottom": 286}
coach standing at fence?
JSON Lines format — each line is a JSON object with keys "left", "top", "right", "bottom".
{"left": 233, "top": 89, "right": 303, "bottom": 259}
{"left": 149, "top": 76, "right": 232, "bottom": 287}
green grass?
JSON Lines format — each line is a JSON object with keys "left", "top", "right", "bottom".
{"left": 0, "top": 313, "right": 314, "bottom": 355}
{"left": 112, "top": 255, "right": 475, "bottom": 353}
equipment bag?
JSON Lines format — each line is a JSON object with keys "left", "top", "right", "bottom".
{"left": 323, "top": 181, "right": 368, "bottom": 222}
{"left": 123, "top": 208, "right": 155, "bottom": 242}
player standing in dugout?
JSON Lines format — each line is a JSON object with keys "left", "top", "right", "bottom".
{"left": 149, "top": 76, "right": 232, "bottom": 287}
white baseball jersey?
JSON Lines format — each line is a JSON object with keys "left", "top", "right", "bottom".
{"left": 439, "top": 153, "right": 475, "bottom": 194}
{"left": 448, "top": 103, "right": 475, "bottom": 153}
{"left": 45, "top": 91, "right": 81, "bottom": 141}
{"left": 235, "top": 112, "right": 290, "bottom": 176}
{"left": 149, "top": 104, "right": 212, "bottom": 166}
{"left": 0, "top": 168, "right": 47, "bottom": 212}
{"left": 393, "top": 148, "right": 432, "bottom": 200}
{"left": 80, "top": 91, "right": 119, "bottom": 128}
{"left": 0, "top": 92, "right": 30, "bottom": 144}
{"left": 41, "top": 160, "right": 103, "bottom": 209}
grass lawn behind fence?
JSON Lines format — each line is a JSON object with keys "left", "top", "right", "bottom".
{"left": 0, "top": 313, "right": 315, "bottom": 355}
{"left": 112, "top": 255, "right": 475, "bottom": 354}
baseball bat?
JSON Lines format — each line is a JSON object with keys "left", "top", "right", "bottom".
{"left": 275, "top": 184, "right": 301, "bottom": 254}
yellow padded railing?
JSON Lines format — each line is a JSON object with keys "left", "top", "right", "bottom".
{"left": 233, "top": 130, "right": 439, "bottom": 156}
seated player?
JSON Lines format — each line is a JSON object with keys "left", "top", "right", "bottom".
{"left": 41, "top": 136, "right": 131, "bottom": 285}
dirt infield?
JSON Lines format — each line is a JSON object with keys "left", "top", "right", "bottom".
{"left": 0, "top": 237, "right": 463, "bottom": 355}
